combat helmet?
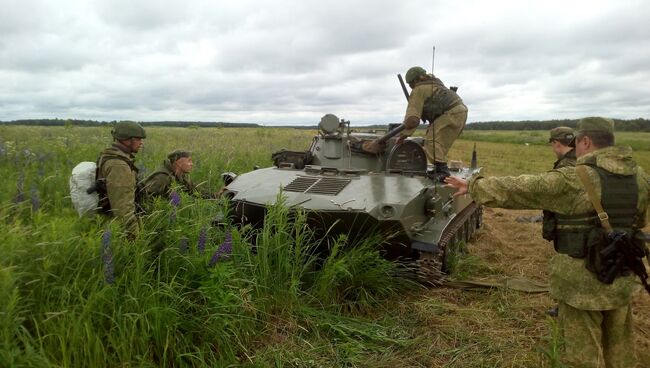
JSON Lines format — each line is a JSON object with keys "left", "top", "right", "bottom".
{"left": 405, "top": 66, "right": 427, "bottom": 84}
{"left": 112, "top": 121, "right": 147, "bottom": 140}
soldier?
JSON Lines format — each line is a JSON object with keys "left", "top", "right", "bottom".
{"left": 445, "top": 117, "right": 649, "bottom": 367}
{"left": 397, "top": 66, "right": 468, "bottom": 181}
{"left": 543, "top": 126, "right": 577, "bottom": 245}
{"left": 97, "top": 121, "right": 146, "bottom": 238}
{"left": 549, "top": 126, "right": 577, "bottom": 169}
{"left": 141, "top": 150, "right": 213, "bottom": 199}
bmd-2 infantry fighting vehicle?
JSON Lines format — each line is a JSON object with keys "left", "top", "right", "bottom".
{"left": 222, "top": 114, "right": 482, "bottom": 283}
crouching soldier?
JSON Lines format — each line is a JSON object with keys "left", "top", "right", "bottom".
{"left": 141, "top": 150, "right": 216, "bottom": 200}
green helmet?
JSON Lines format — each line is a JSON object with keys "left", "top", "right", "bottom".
{"left": 405, "top": 66, "right": 427, "bottom": 84}
{"left": 112, "top": 121, "right": 146, "bottom": 140}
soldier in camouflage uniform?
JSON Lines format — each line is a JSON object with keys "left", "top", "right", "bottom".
{"left": 445, "top": 117, "right": 649, "bottom": 368}
{"left": 549, "top": 126, "right": 577, "bottom": 169}
{"left": 543, "top": 126, "right": 577, "bottom": 246}
{"left": 397, "top": 66, "right": 468, "bottom": 181}
{"left": 97, "top": 121, "right": 146, "bottom": 238}
{"left": 141, "top": 150, "right": 213, "bottom": 199}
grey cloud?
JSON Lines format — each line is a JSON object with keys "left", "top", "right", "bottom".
{"left": 0, "top": 0, "right": 648, "bottom": 124}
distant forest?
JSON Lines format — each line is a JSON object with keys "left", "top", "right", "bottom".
{"left": 465, "top": 118, "right": 650, "bottom": 131}
{"left": 2, "top": 117, "right": 650, "bottom": 131}
{"left": 0, "top": 119, "right": 262, "bottom": 128}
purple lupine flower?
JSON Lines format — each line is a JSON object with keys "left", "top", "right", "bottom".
{"left": 179, "top": 237, "right": 189, "bottom": 254}
{"left": 13, "top": 190, "right": 25, "bottom": 204}
{"left": 170, "top": 191, "right": 181, "bottom": 207}
{"left": 197, "top": 227, "right": 207, "bottom": 254}
{"left": 30, "top": 185, "right": 40, "bottom": 212}
{"left": 209, "top": 232, "right": 233, "bottom": 267}
{"left": 102, "top": 230, "right": 115, "bottom": 285}
{"left": 13, "top": 173, "right": 25, "bottom": 203}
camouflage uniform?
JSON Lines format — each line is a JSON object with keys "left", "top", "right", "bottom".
{"left": 467, "top": 146, "right": 649, "bottom": 368}
{"left": 140, "top": 159, "right": 199, "bottom": 198}
{"left": 401, "top": 77, "right": 467, "bottom": 164}
{"left": 97, "top": 143, "right": 140, "bottom": 237}
{"left": 542, "top": 148, "right": 576, "bottom": 241}
{"left": 553, "top": 148, "right": 576, "bottom": 169}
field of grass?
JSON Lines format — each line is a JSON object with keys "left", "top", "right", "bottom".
{"left": 1, "top": 125, "right": 649, "bottom": 367}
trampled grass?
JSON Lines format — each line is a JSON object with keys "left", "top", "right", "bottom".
{"left": 1, "top": 124, "right": 649, "bottom": 367}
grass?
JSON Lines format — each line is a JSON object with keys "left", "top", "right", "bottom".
{"left": 1, "top": 124, "right": 649, "bottom": 367}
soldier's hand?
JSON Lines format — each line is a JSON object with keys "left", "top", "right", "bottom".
{"left": 361, "top": 139, "right": 385, "bottom": 155}
{"left": 444, "top": 176, "right": 469, "bottom": 198}
{"left": 396, "top": 135, "right": 406, "bottom": 145}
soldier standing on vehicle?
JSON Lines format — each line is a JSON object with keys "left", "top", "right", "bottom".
{"left": 141, "top": 150, "right": 214, "bottom": 199}
{"left": 97, "top": 121, "right": 146, "bottom": 238}
{"left": 396, "top": 66, "right": 468, "bottom": 181}
{"left": 445, "top": 117, "right": 650, "bottom": 367}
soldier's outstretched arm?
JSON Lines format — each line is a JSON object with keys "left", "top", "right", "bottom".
{"left": 444, "top": 176, "right": 468, "bottom": 197}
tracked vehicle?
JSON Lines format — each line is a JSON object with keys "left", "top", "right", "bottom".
{"left": 222, "top": 114, "right": 482, "bottom": 283}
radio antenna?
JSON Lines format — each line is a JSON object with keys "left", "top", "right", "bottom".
{"left": 431, "top": 46, "right": 436, "bottom": 74}
{"left": 431, "top": 45, "right": 437, "bottom": 181}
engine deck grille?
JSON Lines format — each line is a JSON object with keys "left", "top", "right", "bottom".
{"left": 284, "top": 176, "right": 351, "bottom": 196}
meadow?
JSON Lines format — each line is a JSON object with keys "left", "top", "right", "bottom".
{"left": 1, "top": 125, "right": 649, "bottom": 367}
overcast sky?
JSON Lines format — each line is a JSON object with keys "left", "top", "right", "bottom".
{"left": 1, "top": 0, "right": 648, "bottom": 126}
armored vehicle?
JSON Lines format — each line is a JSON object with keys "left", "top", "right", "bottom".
{"left": 222, "top": 114, "right": 482, "bottom": 283}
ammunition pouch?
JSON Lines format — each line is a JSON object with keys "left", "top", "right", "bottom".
{"left": 271, "top": 149, "right": 313, "bottom": 169}
{"left": 541, "top": 210, "right": 555, "bottom": 242}
{"left": 554, "top": 215, "right": 598, "bottom": 258}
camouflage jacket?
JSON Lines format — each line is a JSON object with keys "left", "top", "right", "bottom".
{"left": 140, "top": 160, "right": 204, "bottom": 199}
{"left": 542, "top": 148, "right": 577, "bottom": 240}
{"left": 97, "top": 143, "right": 140, "bottom": 237}
{"left": 553, "top": 148, "right": 576, "bottom": 169}
{"left": 402, "top": 78, "right": 466, "bottom": 136}
{"left": 468, "top": 146, "right": 649, "bottom": 310}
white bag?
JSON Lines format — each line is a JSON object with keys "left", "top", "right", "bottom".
{"left": 69, "top": 161, "right": 99, "bottom": 217}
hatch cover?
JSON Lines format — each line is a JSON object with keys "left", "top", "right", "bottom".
{"left": 284, "top": 176, "right": 351, "bottom": 196}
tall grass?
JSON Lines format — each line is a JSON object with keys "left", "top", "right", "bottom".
{"left": 0, "top": 177, "right": 411, "bottom": 366}
{"left": 0, "top": 124, "right": 413, "bottom": 366}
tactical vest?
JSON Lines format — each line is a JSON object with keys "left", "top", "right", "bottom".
{"left": 414, "top": 78, "right": 462, "bottom": 121}
{"left": 554, "top": 162, "right": 638, "bottom": 259}
{"left": 95, "top": 152, "right": 140, "bottom": 214}
{"left": 146, "top": 161, "right": 195, "bottom": 193}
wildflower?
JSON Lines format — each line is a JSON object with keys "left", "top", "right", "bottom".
{"left": 102, "top": 230, "right": 115, "bottom": 285}
{"left": 30, "top": 185, "right": 40, "bottom": 212}
{"left": 209, "top": 232, "right": 233, "bottom": 267}
{"left": 170, "top": 191, "right": 181, "bottom": 207}
{"left": 197, "top": 227, "right": 207, "bottom": 254}
{"left": 179, "top": 237, "right": 189, "bottom": 254}
{"left": 14, "top": 175, "right": 25, "bottom": 203}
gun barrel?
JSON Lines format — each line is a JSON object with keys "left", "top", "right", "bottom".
{"left": 376, "top": 124, "right": 406, "bottom": 144}
{"left": 397, "top": 74, "right": 410, "bottom": 102}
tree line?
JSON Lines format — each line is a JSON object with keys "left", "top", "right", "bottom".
{"left": 0, "top": 119, "right": 261, "bottom": 128}
{"left": 465, "top": 118, "right": 650, "bottom": 131}
{"left": 2, "top": 117, "right": 650, "bottom": 131}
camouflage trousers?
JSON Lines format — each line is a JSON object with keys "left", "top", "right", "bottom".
{"left": 559, "top": 301, "right": 636, "bottom": 368}
{"left": 424, "top": 103, "right": 467, "bottom": 164}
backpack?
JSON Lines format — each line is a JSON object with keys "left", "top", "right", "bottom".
{"left": 69, "top": 161, "right": 100, "bottom": 217}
